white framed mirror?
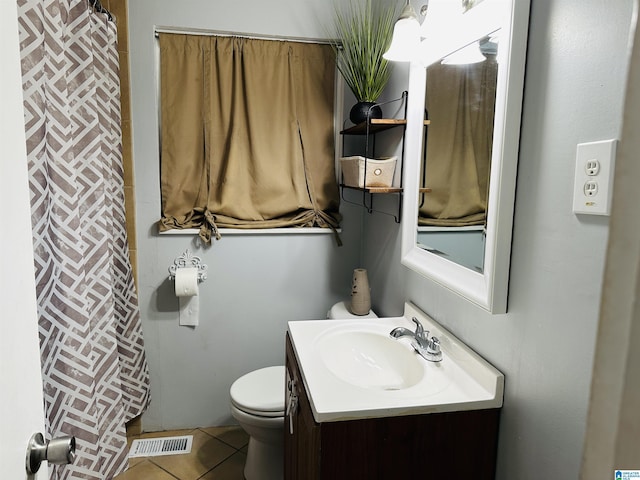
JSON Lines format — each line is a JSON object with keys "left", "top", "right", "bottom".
{"left": 401, "top": 0, "right": 530, "bottom": 313}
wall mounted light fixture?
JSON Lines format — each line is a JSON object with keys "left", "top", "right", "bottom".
{"left": 385, "top": 0, "right": 504, "bottom": 67}
{"left": 441, "top": 41, "right": 486, "bottom": 65}
{"left": 382, "top": 0, "right": 422, "bottom": 62}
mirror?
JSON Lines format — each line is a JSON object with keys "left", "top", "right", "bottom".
{"left": 417, "top": 36, "right": 498, "bottom": 273}
{"left": 401, "top": 0, "right": 530, "bottom": 313}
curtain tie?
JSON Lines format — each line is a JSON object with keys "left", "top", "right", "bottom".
{"left": 199, "top": 210, "right": 222, "bottom": 245}
{"left": 313, "top": 210, "right": 342, "bottom": 247}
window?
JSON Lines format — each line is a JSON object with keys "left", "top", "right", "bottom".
{"left": 157, "top": 33, "right": 341, "bottom": 244}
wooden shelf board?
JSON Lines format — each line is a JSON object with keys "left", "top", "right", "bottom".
{"left": 419, "top": 188, "right": 432, "bottom": 193}
{"left": 370, "top": 118, "right": 406, "bottom": 125}
{"left": 340, "top": 184, "right": 403, "bottom": 194}
{"left": 340, "top": 119, "right": 407, "bottom": 135}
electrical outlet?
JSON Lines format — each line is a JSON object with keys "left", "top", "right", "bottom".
{"left": 585, "top": 160, "right": 600, "bottom": 176}
{"left": 572, "top": 139, "right": 617, "bottom": 215}
{"left": 583, "top": 180, "right": 598, "bottom": 196}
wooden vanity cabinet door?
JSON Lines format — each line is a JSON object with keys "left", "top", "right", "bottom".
{"left": 318, "top": 408, "right": 500, "bottom": 479}
{"left": 285, "top": 333, "right": 320, "bottom": 480}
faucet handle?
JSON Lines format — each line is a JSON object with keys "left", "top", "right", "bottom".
{"left": 425, "top": 336, "right": 443, "bottom": 362}
{"left": 411, "top": 317, "right": 425, "bottom": 337}
{"left": 411, "top": 317, "right": 429, "bottom": 347}
{"left": 428, "top": 336, "right": 440, "bottom": 354}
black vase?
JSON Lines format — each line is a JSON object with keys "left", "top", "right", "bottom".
{"left": 349, "top": 101, "right": 383, "bottom": 125}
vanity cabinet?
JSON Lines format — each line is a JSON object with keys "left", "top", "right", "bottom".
{"left": 284, "top": 333, "right": 501, "bottom": 480}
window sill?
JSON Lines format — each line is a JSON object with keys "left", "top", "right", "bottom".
{"left": 159, "top": 227, "right": 340, "bottom": 236}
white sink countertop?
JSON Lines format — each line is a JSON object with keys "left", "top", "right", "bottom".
{"left": 287, "top": 302, "right": 504, "bottom": 423}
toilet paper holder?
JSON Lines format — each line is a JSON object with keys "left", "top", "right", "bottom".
{"left": 168, "top": 249, "right": 208, "bottom": 283}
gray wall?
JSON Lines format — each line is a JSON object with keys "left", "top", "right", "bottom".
{"left": 128, "top": 0, "right": 364, "bottom": 430}
{"left": 364, "top": 1, "right": 635, "bottom": 480}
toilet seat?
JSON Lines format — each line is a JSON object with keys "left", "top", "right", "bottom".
{"left": 230, "top": 366, "right": 285, "bottom": 418}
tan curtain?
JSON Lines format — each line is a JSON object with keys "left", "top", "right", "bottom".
{"left": 419, "top": 57, "right": 498, "bottom": 226}
{"left": 158, "top": 34, "right": 340, "bottom": 243}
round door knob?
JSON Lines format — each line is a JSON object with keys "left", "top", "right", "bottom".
{"left": 26, "top": 432, "right": 76, "bottom": 474}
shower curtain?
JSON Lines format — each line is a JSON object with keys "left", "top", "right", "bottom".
{"left": 17, "top": 0, "right": 150, "bottom": 478}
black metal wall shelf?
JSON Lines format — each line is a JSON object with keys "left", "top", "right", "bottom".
{"left": 339, "top": 93, "right": 408, "bottom": 222}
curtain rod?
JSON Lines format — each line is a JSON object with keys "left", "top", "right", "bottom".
{"left": 154, "top": 26, "right": 334, "bottom": 45}
{"left": 88, "top": 0, "right": 113, "bottom": 22}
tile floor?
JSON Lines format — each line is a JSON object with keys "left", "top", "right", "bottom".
{"left": 114, "top": 426, "right": 249, "bottom": 480}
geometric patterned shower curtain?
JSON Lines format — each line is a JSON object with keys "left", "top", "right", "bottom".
{"left": 17, "top": 0, "right": 150, "bottom": 478}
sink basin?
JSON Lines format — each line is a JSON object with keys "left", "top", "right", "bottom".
{"left": 288, "top": 302, "right": 505, "bottom": 423}
{"left": 315, "top": 330, "right": 423, "bottom": 390}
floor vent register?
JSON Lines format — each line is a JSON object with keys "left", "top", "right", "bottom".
{"left": 129, "top": 435, "right": 193, "bottom": 458}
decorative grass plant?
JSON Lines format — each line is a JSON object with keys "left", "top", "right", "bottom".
{"left": 330, "top": 0, "right": 398, "bottom": 103}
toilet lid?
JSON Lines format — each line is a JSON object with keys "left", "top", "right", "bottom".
{"left": 230, "top": 366, "right": 285, "bottom": 417}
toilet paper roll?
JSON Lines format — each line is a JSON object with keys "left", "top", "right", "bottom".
{"left": 175, "top": 267, "right": 199, "bottom": 297}
{"left": 174, "top": 268, "right": 199, "bottom": 326}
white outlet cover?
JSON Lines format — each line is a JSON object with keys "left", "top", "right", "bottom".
{"left": 572, "top": 139, "right": 617, "bottom": 215}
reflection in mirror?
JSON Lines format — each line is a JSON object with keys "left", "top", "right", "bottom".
{"left": 400, "top": 0, "right": 530, "bottom": 313}
{"left": 417, "top": 35, "right": 499, "bottom": 273}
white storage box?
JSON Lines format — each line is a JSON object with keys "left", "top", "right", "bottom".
{"left": 340, "top": 156, "right": 397, "bottom": 188}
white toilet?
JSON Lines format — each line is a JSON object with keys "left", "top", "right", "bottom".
{"left": 229, "top": 302, "right": 378, "bottom": 480}
{"left": 327, "top": 300, "right": 378, "bottom": 320}
{"left": 230, "top": 366, "right": 285, "bottom": 480}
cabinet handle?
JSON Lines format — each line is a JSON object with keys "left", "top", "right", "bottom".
{"left": 285, "top": 371, "right": 298, "bottom": 435}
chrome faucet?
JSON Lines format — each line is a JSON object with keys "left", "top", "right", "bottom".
{"left": 390, "top": 317, "right": 442, "bottom": 362}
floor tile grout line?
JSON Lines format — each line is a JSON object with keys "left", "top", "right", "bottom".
{"left": 144, "top": 428, "right": 243, "bottom": 479}
{"left": 195, "top": 427, "right": 249, "bottom": 451}
{"left": 147, "top": 460, "right": 183, "bottom": 480}
{"left": 122, "top": 426, "right": 248, "bottom": 480}
{"left": 124, "top": 459, "right": 182, "bottom": 480}
{"left": 191, "top": 445, "right": 240, "bottom": 479}
{"left": 194, "top": 450, "right": 246, "bottom": 480}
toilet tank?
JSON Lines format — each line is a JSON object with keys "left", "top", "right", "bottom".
{"left": 327, "top": 301, "right": 378, "bottom": 319}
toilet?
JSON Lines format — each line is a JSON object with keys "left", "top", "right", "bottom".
{"left": 230, "top": 366, "right": 285, "bottom": 480}
{"left": 229, "top": 302, "right": 378, "bottom": 480}
{"left": 327, "top": 300, "right": 378, "bottom": 320}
